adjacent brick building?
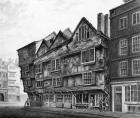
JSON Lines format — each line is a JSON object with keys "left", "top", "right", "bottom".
{"left": 110, "top": 0, "right": 140, "bottom": 113}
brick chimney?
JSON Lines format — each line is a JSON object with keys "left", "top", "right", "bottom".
{"left": 104, "top": 14, "right": 110, "bottom": 37}
{"left": 97, "top": 13, "right": 110, "bottom": 37}
{"left": 97, "top": 13, "right": 104, "bottom": 33}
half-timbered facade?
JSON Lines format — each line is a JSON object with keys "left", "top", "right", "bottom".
{"left": 17, "top": 18, "right": 109, "bottom": 109}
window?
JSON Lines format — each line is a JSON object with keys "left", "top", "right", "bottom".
{"left": 83, "top": 72, "right": 93, "bottom": 85}
{"left": 132, "top": 59, "right": 140, "bottom": 75}
{"left": 56, "top": 95, "right": 63, "bottom": 102}
{"left": 36, "top": 81, "right": 43, "bottom": 88}
{"left": 53, "top": 78, "right": 62, "bottom": 87}
{"left": 81, "top": 48, "right": 95, "bottom": 64}
{"left": 57, "top": 78, "right": 62, "bottom": 87}
{"left": 132, "top": 35, "right": 140, "bottom": 53}
{"left": 78, "top": 25, "right": 91, "bottom": 41}
{"left": 120, "top": 61, "right": 128, "bottom": 76}
{"left": 125, "top": 84, "right": 140, "bottom": 102}
{"left": 64, "top": 94, "right": 72, "bottom": 103}
{"left": 35, "top": 64, "right": 42, "bottom": 74}
{"left": 125, "top": 86, "right": 130, "bottom": 102}
{"left": 119, "top": 16, "right": 127, "bottom": 29}
{"left": 119, "top": 39, "right": 128, "bottom": 56}
{"left": 51, "top": 59, "right": 61, "bottom": 71}
{"left": 53, "top": 78, "right": 57, "bottom": 87}
{"left": 132, "top": 11, "right": 140, "bottom": 25}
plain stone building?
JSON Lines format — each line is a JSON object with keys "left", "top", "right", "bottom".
{"left": 110, "top": 0, "right": 140, "bottom": 113}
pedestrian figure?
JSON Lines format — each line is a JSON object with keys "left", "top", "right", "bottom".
{"left": 24, "top": 98, "right": 30, "bottom": 107}
{"left": 99, "top": 98, "right": 103, "bottom": 112}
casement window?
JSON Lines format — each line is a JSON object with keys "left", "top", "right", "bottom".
{"left": 23, "top": 80, "right": 31, "bottom": 86}
{"left": 36, "top": 81, "right": 43, "bottom": 87}
{"left": 119, "top": 39, "right": 128, "bottom": 56}
{"left": 51, "top": 59, "right": 61, "bottom": 71}
{"left": 120, "top": 61, "right": 128, "bottom": 76}
{"left": 119, "top": 16, "right": 127, "bottom": 29}
{"left": 53, "top": 78, "right": 62, "bottom": 87}
{"left": 132, "top": 35, "right": 140, "bottom": 53}
{"left": 132, "top": 11, "right": 140, "bottom": 25}
{"left": 125, "top": 84, "right": 140, "bottom": 102}
{"left": 132, "top": 59, "right": 140, "bottom": 75}
{"left": 35, "top": 64, "right": 42, "bottom": 74}
{"left": 83, "top": 72, "right": 93, "bottom": 85}
{"left": 78, "top": 25, "right": 91, "bottom": 41}
{"left": 81, "top": 48, "right": 95, "bottom": 64}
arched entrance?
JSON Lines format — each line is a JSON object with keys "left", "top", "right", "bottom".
{"left": 0, "top": 93, "right": 4, "bottom": 101}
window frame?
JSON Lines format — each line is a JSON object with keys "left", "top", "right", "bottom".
{"left": 119, "top": 39, "right": 128, "bottom": 56}
{"left": 82, "top": 71, "right": 93, "bottom": 85}
{"left": 51, "top": 58, "right": 61, "bottom": 72}
{"left": 119, "top": 61, "right": 128, "bottom": 77}
{"left": 132, "top": 11, "right": 140, "bottom": 25}
{"left": 119, "top": 16, "right": 128, "bottom": 30}
{"left": 81, "top": 48, "right": 95, "bottom": 65}
{"left": 132, "top": 35, "right": 140, "bottom": 53}
{"left": 132, "top": 58, "right": 140, "bottom": 76}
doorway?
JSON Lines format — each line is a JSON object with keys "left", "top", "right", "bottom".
{"left": 114, "top": 86, "right": 122, "bottom": 112}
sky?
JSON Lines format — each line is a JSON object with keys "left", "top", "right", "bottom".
{"left": 0, "top": 0, "right": 123, "bottom": 60}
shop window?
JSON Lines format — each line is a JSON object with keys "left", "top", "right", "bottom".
{"left": 83, "top": 94, "right": 89, "bottom": 104}
{"left": 76, "top": 94, "right": 82, "bottom": 104}
{"left": 64, "top": 95, "right": 72, "bottom": 103}
{"left": 81, "top": 48, "right": 95, "bottom": 64}
{"left": 57, "top": 95, "right": 63, "bottom": 102}
{"left": 125, "top": 84, "right": 140, "bottom": 102}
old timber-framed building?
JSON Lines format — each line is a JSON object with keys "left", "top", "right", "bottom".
{"left": 17, "top": 17, "right": 110, "bottom": 109}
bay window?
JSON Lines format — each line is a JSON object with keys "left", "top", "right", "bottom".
{"left": 81, "top": 48, "right": 95, "bottom": 64}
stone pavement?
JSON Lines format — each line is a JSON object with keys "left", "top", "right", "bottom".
{"left": 24, "top": 106, "right": 140, "bottom": 118}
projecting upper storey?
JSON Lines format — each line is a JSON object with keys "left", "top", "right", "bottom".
{"left": 17, "top": 32, "right": 56, "bottom": 66}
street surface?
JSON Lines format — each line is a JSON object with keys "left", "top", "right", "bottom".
{"left": 0, "top": 106, "right": 140, "bottom": 118}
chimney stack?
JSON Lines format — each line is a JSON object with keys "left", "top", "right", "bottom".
{"left": 97, "top": 13, "right": 110, "bottom": 37}
{"left": 97, "top": 13, "right": 104, "bottom": 33}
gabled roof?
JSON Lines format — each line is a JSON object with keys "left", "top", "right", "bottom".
{"left": 35, "top": 32, "right": 56, "bottom": 54}
{"left": 71, "top": 17, "right": 97, "bottom": 38}
{"left": 63, "top": 28, "right": 72, "bottom": 39}
{"left": 49, "top": 29, "right": 71, "bottom": 49}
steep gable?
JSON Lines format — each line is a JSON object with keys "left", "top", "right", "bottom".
{"left": 50, "top": 31, "right": 70, "bottom": 49}
{"left": 70, "top": 17, "right": 98, "bottom": 48}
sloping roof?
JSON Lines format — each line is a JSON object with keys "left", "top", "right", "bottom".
{"left": 63, "top": 28, "right": 72, "bottom": 39}
{"left": 35, "top": 32, "right": 56, "bottom": 54}
{"left": 71, "top": 17, "right": 97, "bottom": 38}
